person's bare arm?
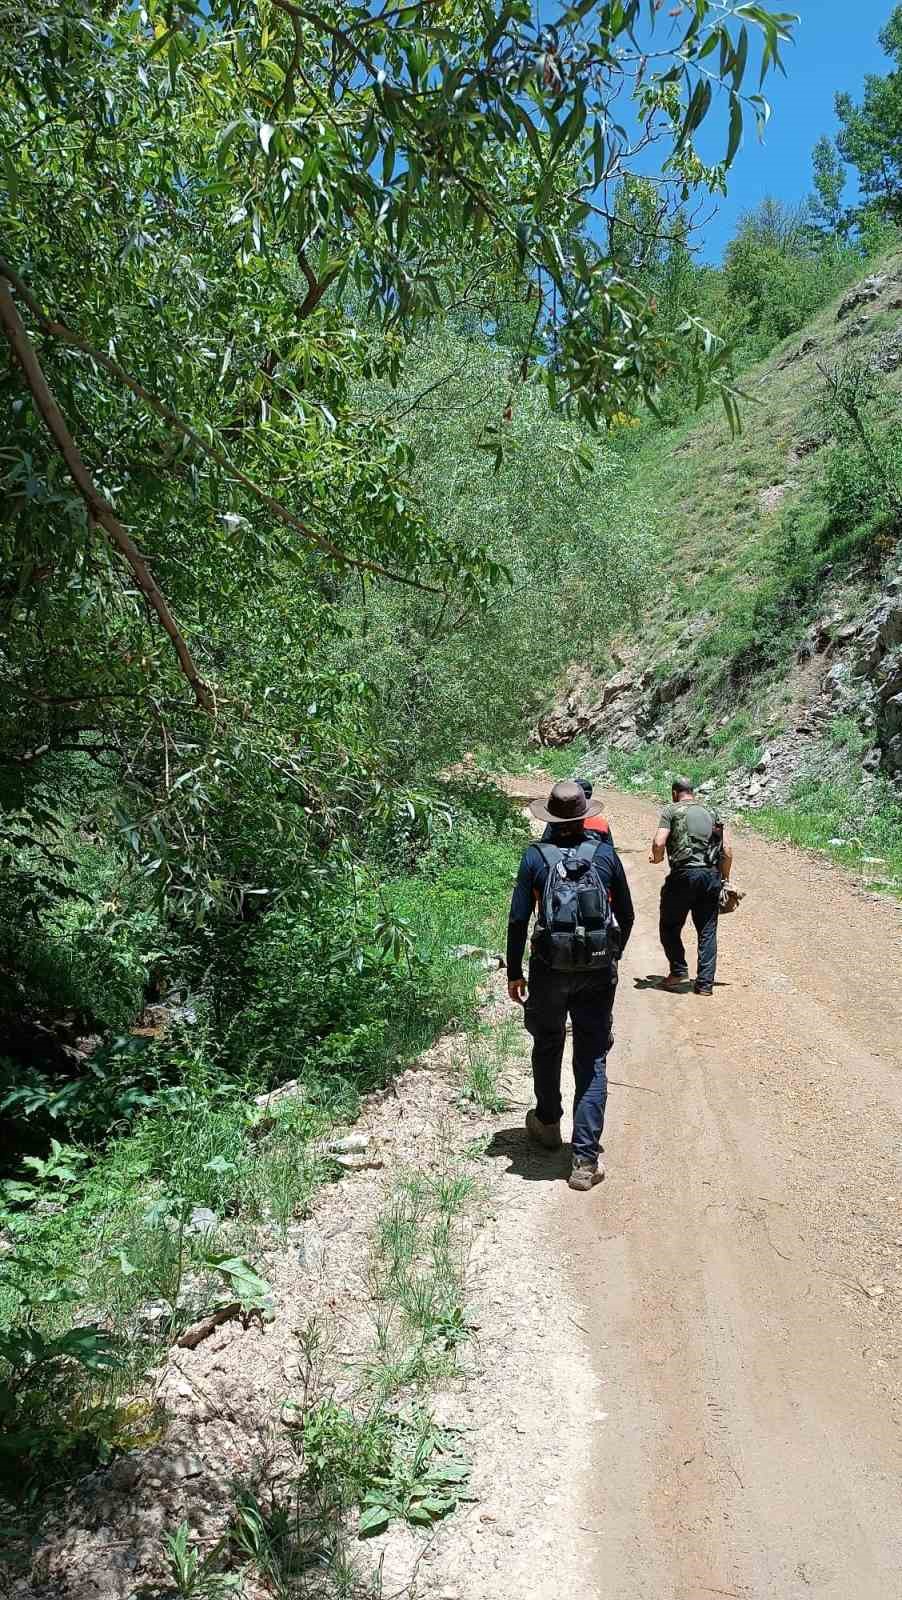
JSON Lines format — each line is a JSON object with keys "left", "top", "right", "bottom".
{"left": 649, "top": 827, "right": 669, "bottom": 865}
{"left": 719, "top": 831, "right": 733, "bottom": 882}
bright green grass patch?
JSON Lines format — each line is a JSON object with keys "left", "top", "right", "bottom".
{"left": 593, "top": 742, "right": 902, "bottom": 899}
{"left": 602, "top": 740, "right": 751, "bottom": 796}
{"left": 748, "top": 774, "right": 902, "bottom": 898}
{"left": 470, "top": 738, "right": 591, "bottom": 780}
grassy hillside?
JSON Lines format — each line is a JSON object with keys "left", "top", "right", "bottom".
{"left": 531, "top": 247, "right": 902, "bottom": 893}
{"left": 631, "top": 245, "right": 902, "bottom": 720}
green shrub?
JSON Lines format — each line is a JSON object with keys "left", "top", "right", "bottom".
{"left": 0, "top": 852, "right": 161, "bottom": 1032}
{"left": 752, "top": 770, "right": 902, "bottom": 895}
{"left": 221, "top": 898, "right": 441, "bottom": 1093}
{"left": 723, "top": 201, "right": 861, "bottom": 358}
{"left": 300, "top": 1400, "right": 392, "bottom": 1506}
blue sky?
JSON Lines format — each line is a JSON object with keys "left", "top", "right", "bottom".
{"left": 697, "top": 1, "right": 894, "bottom": 261}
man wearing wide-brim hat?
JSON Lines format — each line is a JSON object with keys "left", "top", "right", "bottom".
{"left": 507, "top": 781, "right": 634, "bottom": 1191}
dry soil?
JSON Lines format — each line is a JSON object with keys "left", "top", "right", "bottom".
{"left": 460, "top": 783, "right": 902, "bottom": 1600}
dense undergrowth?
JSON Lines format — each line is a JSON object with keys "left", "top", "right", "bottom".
{"left": 0, "top": 778, "right": 525, "bottom": 1537}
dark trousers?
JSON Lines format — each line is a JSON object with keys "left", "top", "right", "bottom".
{"left": 524, "top": 959, "right": 616, "bottom": 1163}
{"left": 659, "top": 867, "right": 720, "bottom": 987}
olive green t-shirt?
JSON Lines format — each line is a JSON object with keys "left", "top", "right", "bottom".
{"left": 658, "top": 800, "right": 723, "bottom": 870}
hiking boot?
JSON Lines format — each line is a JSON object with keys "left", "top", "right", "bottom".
{"left": 661, "top": 972, "right": 688, "bottom": 991}
{"left": 568, "top": 1156, "right": 604, "bottom": 1192}
{"left": 525, "top": 1109, "right": 563, "bottom": 1150}
{"left": 694, "top": 983, "right": 713, "bottom": 996}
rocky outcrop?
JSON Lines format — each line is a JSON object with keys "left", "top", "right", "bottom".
{"left": 837, "top": 274, "right": 890, "bottom": 320}
{"left": 871, "top": 332, "right": 902, "bottom": 374}
{"left": 850, "top": 579, "right": 902, "bottom": 776}
{"left": 731, "top": 574, "right": 902, "bottom": 803}
{"left": 531, "top": 663, "right": 653, "bottom": 748}
{"left": 532, "top": 572, "right": 902, "bottom": 797}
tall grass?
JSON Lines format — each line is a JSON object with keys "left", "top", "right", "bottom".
{"left": 749, "top": 774, "right": 902, "bottom": 897}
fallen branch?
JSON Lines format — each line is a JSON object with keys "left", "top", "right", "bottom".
{"left": 0, "top": 283, "right": 214, "bottom": 712}
{"left": 176, "top": 1302, "right": 242, "bottom": 1349}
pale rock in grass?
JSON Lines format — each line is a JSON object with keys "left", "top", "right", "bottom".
{"left": 837, "top": 274, "right": 888, "bottom": 319}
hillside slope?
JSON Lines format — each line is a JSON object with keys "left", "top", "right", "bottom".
{"left": 534, "top": 250, "right": 902, "bottom": 862}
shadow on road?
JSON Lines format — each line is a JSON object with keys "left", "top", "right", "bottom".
{"left": 633, "top": 974, "right": 730, "bottom": 993}
{"left": 633, "top": 973, "right": 689, "bottom": 992}
{"left": 484, "top": 1127, "right": 572, "bottom": 1182}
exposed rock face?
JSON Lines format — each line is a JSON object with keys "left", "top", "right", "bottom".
{"left": 852, "top": 582, "right": 902, "bottom": 776}
{"left": 840, "top": 313, "right": 872, "bottom": 341}
{"left": 853, "top": 587, "right": 902, "bottom": 674}
{"left": 837, "top": 274, "right": 889, "bottom": 320}
{"left": 532, "top": 573, "right": 902, "bottom": 790}
{"left": 871, "top": 332, "right": 902, "bottom": 374}
{"left": 533, "top": 663, "right": 653, "bottom": 748}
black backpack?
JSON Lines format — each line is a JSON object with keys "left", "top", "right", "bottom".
{"left": 532, "top": 842, "right": 620, "bottom": 973}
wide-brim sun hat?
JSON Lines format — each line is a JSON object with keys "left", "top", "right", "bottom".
{"left": 528, "top": 780, "right": 604, "bottom": 824}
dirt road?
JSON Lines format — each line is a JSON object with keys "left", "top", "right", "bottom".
{"left": 451, "top": 785, "right": 902, "bottom": 1600}
{"left": 24, "top": 786, "right": 900, "bottom": 1600}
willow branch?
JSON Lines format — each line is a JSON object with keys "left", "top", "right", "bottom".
{"left": 0, "top": 283, "right": 214, "bottom": 713}
{"left": 0, "top": 261, "right": 443, "bottom": 595}
{"left": 297, "top": 247, "right": 342, "bottom": 318}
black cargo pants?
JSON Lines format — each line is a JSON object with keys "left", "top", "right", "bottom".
{"left": 524, "top": 958, "right": 617, "bottom": 1163}
{"left": 659, "top": 866, "right": 720, "bottom": 988}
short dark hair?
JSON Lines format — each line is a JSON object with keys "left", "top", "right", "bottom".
{"left": 672, "top": 775, "right": 694, "bottom": 797}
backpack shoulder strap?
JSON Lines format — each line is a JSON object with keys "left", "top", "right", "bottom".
{"left": 577, "top": 839, "right": 601, "bottom": 863}
{"left": 535, "top": 844, "right": 563, "bottom": 869}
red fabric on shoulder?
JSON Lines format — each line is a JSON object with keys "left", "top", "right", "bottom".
{"left": 583, "top": 816, "right": 610, "bottom": 835}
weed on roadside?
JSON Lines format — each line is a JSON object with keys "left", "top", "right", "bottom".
{"left": 152, "top": 1519, "right": 242, "bottom": 1599}
{"left": 368, "top": 1165, "right": 476, "bottom": 1396}
{"left": 750, "top": 769, "right": 902, "bottom": 895}
{"left": 356, "top": 1411, "right": 470, "bottom": 1537}
{"left": 216, "top": 1155, "right": 479, "bottom": 1596}
{"left": 457, "top": 1019, "right": 519, "bottom": 1114}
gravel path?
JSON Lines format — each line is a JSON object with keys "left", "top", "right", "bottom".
{"left": 453, "top": 784, "right": 902, "bottom": 1600}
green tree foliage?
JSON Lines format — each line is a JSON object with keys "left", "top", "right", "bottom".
{"left": 0, "top": 0, "right": 796, "bottom": 919}
{"left": 606, "top": 175, "right": 743, "bottom": 416}
{"left": 724, "top": 196, "right": 857, "bottom": 350}
{"left": 808, "top": 134, "right": 848, "bottom": 236}
{"left": 836, "top": 5, "right": 902, "bottom": 223}
{"left": 348, "top": 324, "right": 655, "bottom": 766}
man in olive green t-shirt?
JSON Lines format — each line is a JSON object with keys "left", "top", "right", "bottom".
{"left": 649, "top": 776, "right": 733, "bottom": 995}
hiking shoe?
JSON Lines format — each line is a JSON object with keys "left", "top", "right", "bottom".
{"left": 661, "top": 973, "right": 688, "bottom": 991}
{"left": 568, "top": 1156, "right": 604, "bottom": 1192}
{"left": 694, "top": 982, "right": 713, "bottom": 996}
{"left": 525, "top": 1109, "right": 563, "bottom": 1150}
